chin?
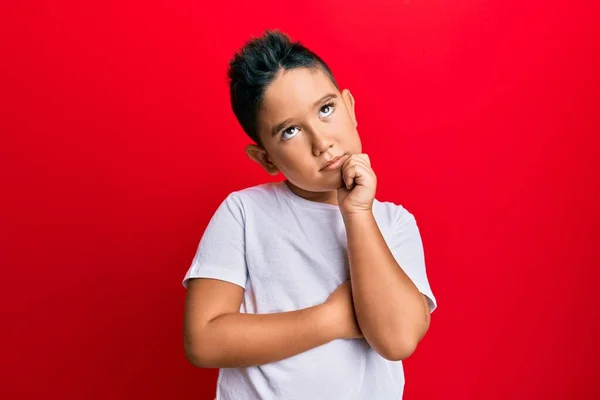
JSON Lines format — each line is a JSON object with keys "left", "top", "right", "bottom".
{"left": 316, "top": 174, "right": 344, "bottom": 191}
{"left": 289, "top": 173, "right": 344, "bottom": 193}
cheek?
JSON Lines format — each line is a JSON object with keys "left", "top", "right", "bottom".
{"left": 279, "top": 151, "right": 312, "bottom": 174}
{"left": 340, "top": 123, "right": 361, "bottom": 148}
{"left": 338, "top": 116, "right": 357, "bottom": 136}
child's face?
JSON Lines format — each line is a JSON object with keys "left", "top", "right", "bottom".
{"left": 249, "top": 67, "right": 362, "bottom": 193}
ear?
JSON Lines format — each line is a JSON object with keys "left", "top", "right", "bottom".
{"left": 245, "top": 144, "right": 280, "bottom": 175}
{"left": 341, "top": 88, "right": 357, "bottom": 128}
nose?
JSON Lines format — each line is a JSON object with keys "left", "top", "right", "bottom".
{"left": 310, "top": 128, "right": 334, "bottom": 156}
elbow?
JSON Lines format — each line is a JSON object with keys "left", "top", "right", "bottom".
{"left": 370, "top": 319, "right": 427, "bottom": 361}
{"left": 184, "top": 350, "right": 205, "bottom": 369}
{"left": 184, "top": 342, "right": 204, "bottom": 368}
{"left": 381, "top": 312, "right": 430, "bottom": 361}
{"left": 184, "top": 337, "right": 215, "bottom": 369}
{"left": 378, "top": 335, "right": 419, "bottom": 362}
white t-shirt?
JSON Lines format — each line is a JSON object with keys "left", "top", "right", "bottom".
{"left": 182, "top": 180, "right": 437, "bottom": 400}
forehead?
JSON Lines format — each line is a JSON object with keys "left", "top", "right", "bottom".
{"left": 258, "top": 67, "right": 338, "bottom": 124}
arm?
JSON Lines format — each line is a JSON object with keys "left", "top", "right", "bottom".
{"left": 343, "top": 211, "right": 430, "bottom": 361}
{"left": 337, "top": 153, "right": 431, "bottom": 361}
{"left": 183, "top": 278, "right": 361, "bottom": 368}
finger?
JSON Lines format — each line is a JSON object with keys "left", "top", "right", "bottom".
{"left": 344, "top": 154, "right": 372, "bottom": 172}
{"left": 359, "top": 154, "right": 371, "bottom": 167}
{"left": 342, "top": 165, "right": 355, "bottom": 189}
{"left": 340, "top": 153, "right": 355, "bottom": 171}
{"left": 342, "top": 160, "right": 374, "bottom": 183}
{"left": 342, "top": 157, "right": 369, "bottom": 173}
{"left": 343, "top": 164, "right": 370, "bottom": 189}
{"left": 340, "top": 157, "right": 355, "bottom": 189}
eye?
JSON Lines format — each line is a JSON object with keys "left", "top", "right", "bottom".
{"left": 282, "top": 126, "right": 300, "bottom": 140}
{"left": 320, "top": 102, "right": 335, "bottom": 118}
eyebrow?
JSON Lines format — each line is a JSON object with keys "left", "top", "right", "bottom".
{"left": 270, "top": 93, "right": 338, "bottom": 137}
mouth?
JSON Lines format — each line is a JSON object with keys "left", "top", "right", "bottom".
{"left": 320, "top": 153, "right": 348, "bottom": 171}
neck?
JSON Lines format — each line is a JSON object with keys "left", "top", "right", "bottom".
{"left": 284, "top": 180, "right": 338, "bottom": 206}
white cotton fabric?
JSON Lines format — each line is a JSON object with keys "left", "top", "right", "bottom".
{"left": 182, "top": 180, "right": 437, "bottom": 400}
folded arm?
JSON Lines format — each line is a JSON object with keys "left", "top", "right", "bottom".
{"left": 183, "top": 278, "right": 360, "bottom": 368}
{"left": 343, "top": 211, "right": 431, "bottom": 361}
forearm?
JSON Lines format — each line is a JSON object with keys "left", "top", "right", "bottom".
{"left": 343, "top": 211, "right": 429, "bottom": 360}
{"left": 186, "top": 304, "right": 333, "bottom": 368}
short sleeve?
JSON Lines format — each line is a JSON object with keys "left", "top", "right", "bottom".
{"left": 387, "top": 206, "right": 438, "bottom": 313}
{"left": 181, "top": 193, "right": 248, "bottom": 289}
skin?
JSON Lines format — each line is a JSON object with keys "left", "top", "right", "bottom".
{"left": 183, "top": 66, "right": 431, "bottom": 369}
{"left": 247, "top": 66, "right": 431, "bottom": 359}
{"left": 246, "top": 67, "right": 362, "bottom": 205}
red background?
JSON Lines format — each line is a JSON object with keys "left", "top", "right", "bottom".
{"left": 1, "top": 1, "right": 598, "bottom": 399}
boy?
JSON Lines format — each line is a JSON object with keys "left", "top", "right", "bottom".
{"left": 182, "top": 30, "right": 437, "bottom": 399}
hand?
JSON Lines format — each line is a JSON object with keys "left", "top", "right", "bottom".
{"left": 323, "top": 281, "right": 363, "bottom": 340}
{"left": 337, "top": 153, "right": 377, "bottom": 216}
